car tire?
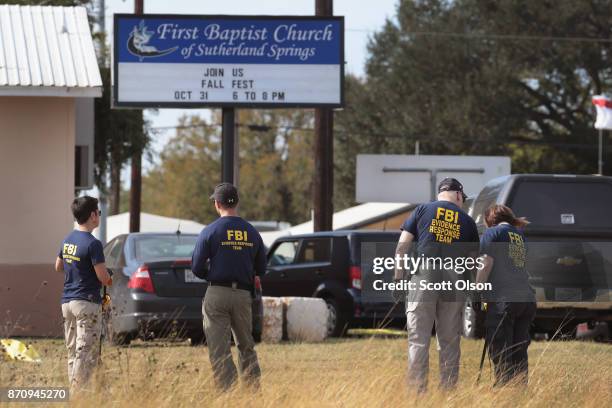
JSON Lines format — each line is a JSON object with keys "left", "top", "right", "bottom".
{"left": 462, "top": 301, "right": 485, "bottom": 339}
{"left": 107, "top": 330, "right": 132, "bottom": 346}
{"left": 325, "top": 298, "right": 348, "bottom": 338}
{"left": 189, "top": 331, "right": 206, "bottom": 347}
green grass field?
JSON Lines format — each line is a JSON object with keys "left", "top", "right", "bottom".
{"left": 1, "top": 333, "right": 611, "bottom": 407}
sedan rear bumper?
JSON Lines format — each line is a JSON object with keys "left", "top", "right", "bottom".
{"left": 110, "top": 291, "right": 262, "bottom": 339}
{"left": 111, "top": 292, "right": 204, "bottom": 335}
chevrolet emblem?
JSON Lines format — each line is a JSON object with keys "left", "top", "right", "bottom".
{"left": 556, "top": 256, "right": 582, "bottom": 267}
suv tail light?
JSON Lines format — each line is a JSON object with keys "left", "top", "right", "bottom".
{"left": 128, "top": 265, "right": 154, "bottom": 293}
{"left": 349, "top": 266, "right": 362, "bottom": 290}
{"left": 254, "top": 276, "right": 262, "bottom": 291}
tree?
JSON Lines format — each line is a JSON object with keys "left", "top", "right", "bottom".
{"left": 139, "top": 110, "right": 315, "bottom": 225}
{"left": 140, "top": 115, "right": 219, "bottom": 222}
{"left": 94, "top": 67, "right": 148, "bottom": 214}
{"left": 334, "top": 0, "right": 612, "bottom": 207}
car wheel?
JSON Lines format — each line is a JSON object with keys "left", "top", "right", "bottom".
{"left": 462, "top": 301, "right": 484, "bottom": 339}
{"left": 110, "top": 332, "right": 132, "bottom": 346}
{"left": 189, "top": 331, "right": 206, "bottom": 347}
{"left": 325, "top": 298, "right": 348, "bottom": 338}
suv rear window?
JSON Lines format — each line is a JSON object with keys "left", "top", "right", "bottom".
{"left": 508, "top": 180, "right": 612, "bottom": 228}
{"left": 352, "top": 233, "right": 401, "bottom": 265}
{"left": 296, "top": 238, "right": 332, "bottom": 263}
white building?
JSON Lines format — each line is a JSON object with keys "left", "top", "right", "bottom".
{"left": 260, "top": 202, "right": 415, "bottom": 247}
{"left": 103, "top": 212, "right": 206, "bottom": 241}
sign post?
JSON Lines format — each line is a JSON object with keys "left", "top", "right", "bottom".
{"left": 314, "top": 0, "right": 334, "bottom": 232}
{"left": 222, "top": 107, "right": 235, "bottom": 183}
{"left": 129, "top": 0, "right": 144, "bottom": 233}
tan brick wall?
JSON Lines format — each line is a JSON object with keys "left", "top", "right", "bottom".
{"left": 0, "top": 97, "right": 75, "bottom": 336}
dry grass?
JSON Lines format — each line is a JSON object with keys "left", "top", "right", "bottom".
{"left": 1, "top": 334, "right": 610, "bottom": 407}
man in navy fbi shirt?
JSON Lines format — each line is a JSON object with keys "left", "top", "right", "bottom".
{"left": 192, "top": 183, "right": 266, "bottom": 391}
{"left": 55, "top": 196, "right": 112, "bottom": 392}
{"left": 394, "top": 178, "right": 479, "bottom": 392}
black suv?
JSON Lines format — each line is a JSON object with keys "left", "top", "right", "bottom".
{"left": 464, "top": 174, "right": 612, "bottom": 339}
{"left": 262, "top": 230, "right": 402, "bottom": 336}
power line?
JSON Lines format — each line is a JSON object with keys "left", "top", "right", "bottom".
{"left": 149, "top": 122, "right": 604, "bottom": 150}
{"left": 400, "top": 31, "right": 612, "bottom": 44}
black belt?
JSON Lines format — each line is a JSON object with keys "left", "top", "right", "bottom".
{"left": 208, "top": 281, "right": 252, "bottom": 291}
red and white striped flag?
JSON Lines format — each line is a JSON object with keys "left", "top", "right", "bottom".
{"left": 592, "top": 94, "right": 612, "bottom": 129}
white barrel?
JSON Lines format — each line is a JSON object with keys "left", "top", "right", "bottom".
{"left": 283, "top": 297, "right": 329, "bottom": 342}
{"left": 261, "top": 297, "right": 283, "bottom": 343}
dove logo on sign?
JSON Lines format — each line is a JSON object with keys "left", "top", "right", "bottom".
{"left": 127, "top": 20, "right": 178, "bottom": 61}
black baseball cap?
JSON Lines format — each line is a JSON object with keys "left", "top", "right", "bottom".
{"left": 209, "top": 183, "right": 239, "bottom": 207}
{"left": 438, "top": 178, "right": 467, "bottom": 201}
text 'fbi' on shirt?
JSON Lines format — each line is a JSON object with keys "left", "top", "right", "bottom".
{"left": 59, "top": 230, "right": 105, "bottom": 304}
{"left": 402, "top": 201, "right": 479, "bottom": 246}
{"left": 222, "top": 229, "right": 254, "bottom": 250}
{"left": 191, "top": 216, "right": 267, "bottom": 287}
{"left": 479, "top": 223, "right": 534, "bottom": 302}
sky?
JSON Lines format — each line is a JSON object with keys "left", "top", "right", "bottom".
{"left": 103, "top": 0, "right": 399, "bottom": 158}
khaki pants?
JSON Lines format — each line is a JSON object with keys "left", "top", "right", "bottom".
{"left": 405, "top": 298, "right": 463, "bottom": 392}
{"left": 61, "top": 300, "right": 101, "bottom": 391}
{"left": 203, "top": 285, "right": 260, "bottom": 391}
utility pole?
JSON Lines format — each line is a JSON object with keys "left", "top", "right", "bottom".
{"left": 313, "top": 0, "right": 334, "bottom": 231}
{"left": 233, "top": 112, "right": 240, "bottom": 187}
{"left": 129, "top": 0, "right": 144, "bottom": 233}
{"left": 222, "top": 107, "right": 235, "bottom": 183}
{"left": 97, "top": 0, "right": 107, "bottom": 244}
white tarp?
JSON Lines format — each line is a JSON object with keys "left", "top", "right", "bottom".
{"left": 284, "top": 297, "right": 328, "bottom": 343}
{"left": 262, "top": 297, "right": 283, "bottom": 343}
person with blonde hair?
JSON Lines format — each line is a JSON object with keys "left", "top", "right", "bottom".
{"left": 477, "top": 204, "right": 535, "bottom": 386}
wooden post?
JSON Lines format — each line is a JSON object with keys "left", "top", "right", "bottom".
{"left": 313, "top": 0, "right": 334, "bottom": 231}
{"left": 129, "top": 0, "right": 144, "bottom": 233}
{"left": 222, "top": 107, "right": 236, "bottom": 183}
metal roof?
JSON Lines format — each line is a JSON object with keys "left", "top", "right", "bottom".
{"left": 103, "top": 212, "right": 206, "bottom": 242}
{"left": 260, "top": 202, "right": 415, "bottom": 246}
{"left": 0, "top": 5, "right": 102, "bottom": 97}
